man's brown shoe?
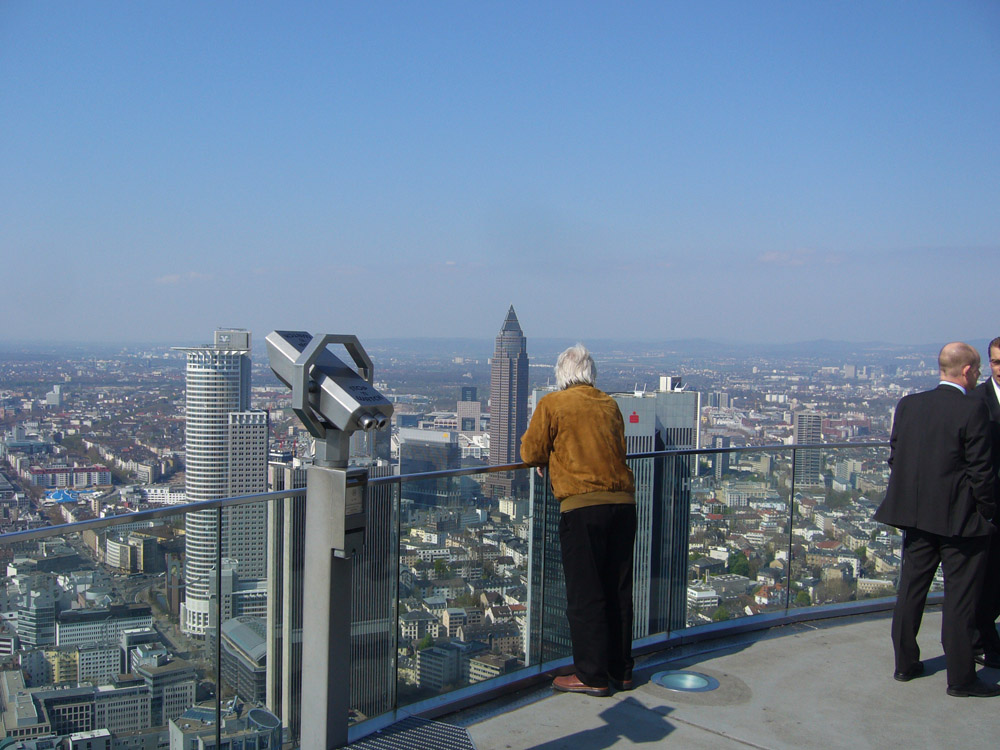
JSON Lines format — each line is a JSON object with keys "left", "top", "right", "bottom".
{"left": 552, "top": 674, "right": 610, "bottom": 697}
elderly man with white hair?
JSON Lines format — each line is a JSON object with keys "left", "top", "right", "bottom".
{"left": 521, "top": 344, "right": 636, "bottom": 696}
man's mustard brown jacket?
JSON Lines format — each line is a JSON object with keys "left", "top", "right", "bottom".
{"left": 520, "top": 383, "right": 635, "bottom": 512}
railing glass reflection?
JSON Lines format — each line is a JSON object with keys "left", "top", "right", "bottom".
{"left": 686, "top": 444, "right": 892, "bottom": 625}
{"left": 379, "top": 441, "right": 892, "bottom": 732}
{"left": 0, "top": 494, "right": 292, "bottom": 748}
{"left": 389, "top": 468, "right": 533, "bottom": 712}
{"left": 687, "top": 448, "right": 789, "bottom": 624}
{"left": 788, "top": 444, "right": 897, "bottom": 610}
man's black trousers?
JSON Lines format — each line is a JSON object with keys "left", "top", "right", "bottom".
{"left": 892, "top": 528, "right": 990, "bottom": 688}
{"left": 559, "top": 503, "right": 637, "bottom": 688}
{"left": 973, "top": 534, "right": 1000, "bottom": 655}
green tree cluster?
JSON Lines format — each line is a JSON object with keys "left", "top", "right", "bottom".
{"left": 728, "top": 552, "right": 751, "bottom": 577}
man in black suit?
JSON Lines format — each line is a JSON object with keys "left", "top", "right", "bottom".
{"left": 874, "top": 342, "right": 997, "bottom": 697}
{"left": 973, "top": 336, "right": 1000, "bottom": 666}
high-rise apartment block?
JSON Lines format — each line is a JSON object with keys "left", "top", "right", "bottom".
{"left": 175, "top": 329, "right": 268, "bottom": 637}
{"left": 708, "top": 391, "right": 730, "bottom": 409}
{"left": 712, "top": 435, "right": 731, "bottom": 479}
{"left": 18, "top": 589, "right": 56, "bottom": 648}
{"left": 457, "top": 387, "right": 482, "bottom": 432}
{"left": 45, "top": 384, "right": 64, "bottom": 408}
{"left": 487, "top": 307, "right": 528, "bottom": 499}
{"left": 793, "top": 411, "right": 823, "bottom": 487}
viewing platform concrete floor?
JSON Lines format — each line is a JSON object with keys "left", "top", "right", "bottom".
{"left": 452, "top": 609, "right": 997, "bottom": 749}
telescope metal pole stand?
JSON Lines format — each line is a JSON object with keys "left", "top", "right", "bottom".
{"left": 265, "top": 331, "right": 386, "bottom": 748}
{"left": 301, "top": 463, "right": 355, "bottom": 750}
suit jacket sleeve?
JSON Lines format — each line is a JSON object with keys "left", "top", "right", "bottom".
{"left": 887, "top": 398, "right": 904, "bottom": 469}
{"left": 973, "top": 382, "right": 1000, "bottom": 502}
{"left": 966, "top": 399, "right": 996, "bottom": 522}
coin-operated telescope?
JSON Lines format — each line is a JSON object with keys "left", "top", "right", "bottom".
{"left": 266, "top": 331, "right": 392, "bottom": 465}
{"left": 266, "top": 331, "right": 393, "bottom": 749}
{"left": 267, "top": 330, "right": 393, "bottom": 557}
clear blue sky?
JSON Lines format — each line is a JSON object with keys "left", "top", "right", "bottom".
{"left": 2, "top": 1, "right": 998, "bottom": 345}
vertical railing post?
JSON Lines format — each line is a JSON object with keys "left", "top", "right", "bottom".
{"left": 391, "top": 482, "right": 401, "bottom": 714}
{"left": 215, "top": 506, "right": 223, "bottom": 749}
{"left": 785, "top": 448, "right": 797, "bottom": 611}
{"left": 538, "top": 467, "right": 550, "bottom": 666}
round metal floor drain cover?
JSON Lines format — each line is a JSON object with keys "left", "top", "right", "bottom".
{"left": 651, "top": 670, "right": 720, "bottom": 692}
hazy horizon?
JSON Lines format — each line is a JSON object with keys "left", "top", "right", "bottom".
{"left": 0, "top": 331, "right": 992, "bottom": 356}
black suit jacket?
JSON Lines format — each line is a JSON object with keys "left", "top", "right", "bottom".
{"left": 975, "top": 378, "right": 1000, "bottom": 422}
{"left": 874, "top": 384, "right": 995, "bottom": 537}
{"left": 973, "top": 379, "right": 1000, "bottom": 503}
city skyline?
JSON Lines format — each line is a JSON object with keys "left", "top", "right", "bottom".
{"left": 3, "top": 3, "right": 998, "bottom": 346}
{"left": 0, "top": 313, "right": 944, "bottom": 742}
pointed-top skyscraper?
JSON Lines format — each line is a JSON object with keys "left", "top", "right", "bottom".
{"left": 487, "top": 305, "right": 529, "bottom": 498}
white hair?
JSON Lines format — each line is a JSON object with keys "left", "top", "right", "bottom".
{"left": 555, "top": 344, "right": 596, "bottom": 390}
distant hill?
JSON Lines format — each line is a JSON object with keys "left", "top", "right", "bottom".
{"left": 360, "top": 336, "right": 942, "bottom": 363}
{"left": 0, "top": 335, "right": 966, "bottom": 366}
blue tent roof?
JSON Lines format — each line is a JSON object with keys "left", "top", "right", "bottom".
{"left": 45, "top": 489, "right": 80, "bottom": 503}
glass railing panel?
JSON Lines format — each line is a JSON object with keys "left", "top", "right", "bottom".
{"left": 0, "top": 507, "right": 207, "bottom": 745}
{"left": 394, "top": 467, "right": 533, "bottom": 711}
{"left": 788, "top": 444, "right": 894, "bottom": 611}
{"left": 340, "top": 443, "right": 893, "bottom": 739}
{"left": 684, "top": 448, "right": 790, "bottom": 628}
{"left": 349, "top": 476, "right": 398, "bottom": 724}
{"left": 188, "top": 490, "right": 307, "bottom": 749}
{"left": 214, "top": 497, "right": 272, "bottom": 723}
{"left": 645, "top": 451, "right": 694, "bottom": 634}
{"left": 529, "top": 466, "right": 570, "bottom": 667}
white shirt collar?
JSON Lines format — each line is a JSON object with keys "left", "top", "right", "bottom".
{"left": 939, "top": 380, "right": 966, "bottom": 395}
{"left": 992, "top": 376, "right": 1000, "bottom": 403}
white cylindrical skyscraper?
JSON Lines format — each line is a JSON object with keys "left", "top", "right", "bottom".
{"left": 176, "top": 329, "right": 266, "bottom": 637}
